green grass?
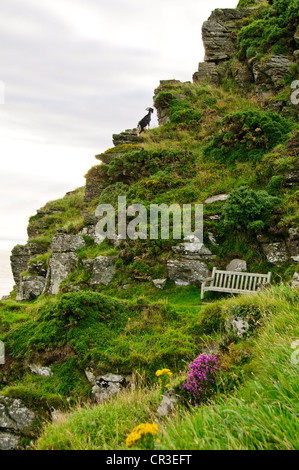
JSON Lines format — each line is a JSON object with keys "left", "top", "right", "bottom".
{"left": 35, "top": 385, "right": 161, "bottom": 450}
{"left": 32, "top": 284, "right": 299, "bottom": 450}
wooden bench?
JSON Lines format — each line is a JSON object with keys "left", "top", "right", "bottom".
{"left": 201, "top": 267, "right": 272, "bottom": 300}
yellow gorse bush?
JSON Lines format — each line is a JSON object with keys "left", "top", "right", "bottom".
{"left": 126, "top": 423, "right": 159, "bottom": 449}
{"left": 155, "top": 369, "right": 172, "bottom": 394}
{"left": 155, "top": 368, "right": 172, "bottom": 378}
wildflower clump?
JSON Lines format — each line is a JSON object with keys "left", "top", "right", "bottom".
{"left": 180, "top": 354, "right": 221, "bottom": 406}
{"left": 155, "top": 369, "right": 172, "bottom": 394}
{"left": 126, "top": 423, "right": 159, "bottom": 450}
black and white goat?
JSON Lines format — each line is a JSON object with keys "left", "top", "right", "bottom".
{"left": 137, "top": 107, "right": 154, "bottom": 136}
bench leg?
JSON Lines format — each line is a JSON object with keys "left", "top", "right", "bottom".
{"left": 201, "top": 282, "right": 205, "bottom": 300}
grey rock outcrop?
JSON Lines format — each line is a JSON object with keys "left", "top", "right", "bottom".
{"left": 51, "top": 234, "right": 85, "bottom": 253}
{"left": 10, "top": 245, "right": 31, "bottom": 289}
{"left": 16, "top": 276, "right": 46, "bottom": 302}
{"left": 83, "top": 256, "right": 115, "bottom": 286}
{"left": 91, "top": 374, "right": 127, "bottom": 402}
{"left": 193, "top": 62, "right": 219, "bottom": 86}
{"left": 202, "top": 8, "right": 253, "bottom": 63}
{"left": 47, "top": 252, "right": 78, "bottom": 295}
{"left": 84, "top": 180, "right": 106, "bottom": 206}
{"left": 47, "top": 235, "right": 85, "bottom": 295}
{"left": 0, "top": 397, "right": 36, "bottom": 450}
{"left": 252, "top": 55, "right": 291, "bottom": 90}
{"left": 112, "top": 129, "right": 142, "bottom": 146}
{"left": 168, "top": 240, "right": 213, "bottom": 286}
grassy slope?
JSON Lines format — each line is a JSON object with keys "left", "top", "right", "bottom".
{"left": 34, "top": 284, "right": 299, "bottom": 450}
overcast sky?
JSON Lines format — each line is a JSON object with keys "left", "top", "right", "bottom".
{"left": 0, "top": 0, "right": 237, "bottom": 243}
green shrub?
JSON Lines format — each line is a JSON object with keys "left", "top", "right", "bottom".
{"left": 204, "top": 110, "right": 293, "bottom": 164}
{"left": 237, "top": 0, "right": 298, "bottom": 58}
{"left": 223, "top": 186, "right": 280, "bottom": 231}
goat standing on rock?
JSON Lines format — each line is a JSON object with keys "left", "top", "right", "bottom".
{"left": 137, "top": 107, "right": 154, "bottom": 136}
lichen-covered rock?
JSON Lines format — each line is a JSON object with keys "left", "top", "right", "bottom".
{"left": 0, "top": 397, "right": 36, "bottom": 450}
{"left": 28, "top": 364, "right": 53, "bottom": 377}
{"left": 193, "top": 62, "right": 219, "bottom": 85}
{"left": 51, "top": 234, "right": 85, "bottom": 253}
{"left": 202, "top": 8, "right": 253, "bottom": 63}
{"left": 16, "top": 276, "right": 46, "bottom": 301}
{"left": 229, "top": 316, "right": 250, "bottom": 338}
{"left": 47, "top": 252, "right": 78, "bottom": 295}
{"left": 167, "top": 259, "right": 209, "bottom": 286}
{"left": 91, "top": 374, "right": 127, "bottom": 402}
{"left": 260, "top": 242, "right": 288, "bottom": 265}
{"left": 83, "top": 256, "right": 115, "bottom": 286}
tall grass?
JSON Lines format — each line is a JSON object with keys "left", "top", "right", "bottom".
{"left": 158, "top": 285, "right": 299, "bottom": 450}
{"left": 33, "top": 285, "right": 299, "bottom": 450}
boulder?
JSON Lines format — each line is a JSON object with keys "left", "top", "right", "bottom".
{"left": 83, "top": 256, "right": 115, "bottom": 286}
{"left": 226, "top": 259, "right": 247, "bottom": 272}
{"left": 260, "top": 242, "right": 288, "bottom": 265}
{"left": 91, "top": 374, "right": 127, "bottom": 402}
{"left": 28, "top": 364, "right": 53, "bottom": 378}
{"left": 167, "top": 259, "right": 209, "bottom": 286}
{"left": 157, "top": 389, "right": 179, "bottom": 417}
{"left": 152, "top": 279, "right": 167, "bottom": 290}
{"left": 0, "top": 397, "right": 36, "bottom": 450}
{"left": 229, "top": 316, "right": 250, "bottom": 338}
{"left": 202, "top": 8, "right": 253, "bottom": 63}
{"left": 17, "top": 276, "right": 46, "bottom": 301}
{"left": 205, "top": 194, "right": 229, "bottom": 204}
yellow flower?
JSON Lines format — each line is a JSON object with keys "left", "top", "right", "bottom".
{"left": 126, "top": 423, "right": 159, "bottom": 448}
{"left": 128, "top": 318, "right": 131, "bottom": 321}
{"left": 155, "top": 368, "right": 172, "bottom": 377}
